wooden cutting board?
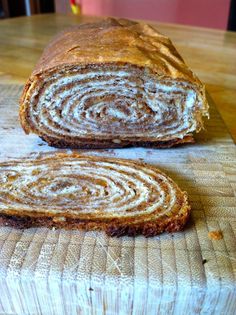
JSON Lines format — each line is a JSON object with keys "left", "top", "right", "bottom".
{"left": 0, "top": 85, "right": 235, "bottom": 315}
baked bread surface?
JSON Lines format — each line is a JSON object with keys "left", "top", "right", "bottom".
{"left": 20, "top": 18, "right": 209, "bottom": 148}
{"left": 0, "top": 154, "right": 190, "bottom": 237}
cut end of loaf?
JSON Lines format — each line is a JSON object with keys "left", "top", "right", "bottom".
{"left": 20, "top": 63, "right": 208, "bottom": 148}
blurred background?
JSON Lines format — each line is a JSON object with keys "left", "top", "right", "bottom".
{"left": 0, "top": 0, "right": 235, "bottom": 31}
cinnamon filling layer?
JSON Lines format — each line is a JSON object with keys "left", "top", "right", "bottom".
{"left": 23, "top": 64, "right": 204, "bottom": 143}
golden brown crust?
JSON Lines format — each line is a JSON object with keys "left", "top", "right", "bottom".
{"left": 31, "top": 18, "right": 201, "bottom": 85}
{"left": 40, "top": 134, "right": 194, "bottom": 149}
{"left": 0, "top": 209, "right": 190, "bottom": 237}
{"left": 0, "top": 153, "right": 191, "bottom": 237}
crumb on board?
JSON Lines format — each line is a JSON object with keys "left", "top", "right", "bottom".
{"left": 208, "top": 230, "right": 223, "bottom": 240}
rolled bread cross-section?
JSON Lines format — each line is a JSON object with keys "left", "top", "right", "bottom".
{"left": 0, "top": 154, "right": 190, "bottom": 237}
{"left": 20, "top": 18, "right": 209, "bottom": 148}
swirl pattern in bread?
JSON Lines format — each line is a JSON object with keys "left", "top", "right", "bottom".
{"left": 0, "top": 154, "right": 190, "bottom": 237}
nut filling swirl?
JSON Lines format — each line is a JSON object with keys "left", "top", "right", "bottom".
{"left": 0, "top": 154, "right": 190, "bottom": 237}
{"left": 26, "top": 67, "right": 202, "bottom": 141}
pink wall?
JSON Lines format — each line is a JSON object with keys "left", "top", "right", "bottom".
{"left": 82, "top": 0, "right": 231, "bottom": 30}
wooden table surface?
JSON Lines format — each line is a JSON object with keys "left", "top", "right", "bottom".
{"left": 0, "top": 14, "right": 236, "bottom": 141}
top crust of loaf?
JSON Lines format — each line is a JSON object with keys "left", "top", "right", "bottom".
{"left": 32, "top": 18, "right": 203, "bottom": 87}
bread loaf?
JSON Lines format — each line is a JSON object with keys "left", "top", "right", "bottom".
{"left": 20, "top": 18, "right": 209, "bottom": 148}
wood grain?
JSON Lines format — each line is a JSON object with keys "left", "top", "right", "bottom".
{"left": 0, "top": 14, "right": 235, "bottom": 141}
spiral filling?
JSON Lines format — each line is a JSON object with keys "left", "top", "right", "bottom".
{"left": 25, "top": 65, "right": 203, "bottom": 142}
{"left": 0, "top": 156, "right": 185, "bottom": 223}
